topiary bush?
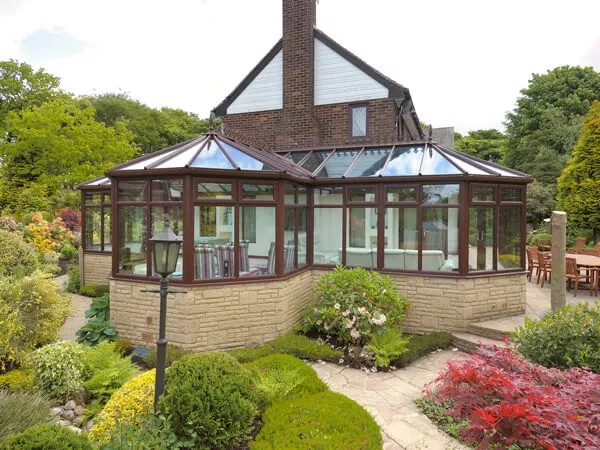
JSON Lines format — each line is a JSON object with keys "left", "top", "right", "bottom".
{"left": 143, "top": 344, "right": 188, "bottom": 369}
{"left": 512, "top": 303, "right": 600, "bottom": 372}
{"left": 29, "top": 341, "right": 86, "bottom": 402}
{"left": 0, "top": 423, "right": 94, "bottom": 449}
{"left": 112, "top": 338, "right": 133, "bottom": 356}
{"left": 159, "top": 352, "right": 261, "bottom": 449}
{"left": 244, "top": 354, "right": 328, "bottom": 405}
{"left": 394, "top": 332, "right": 452, "bottom": 367}
{"left": 0, "top": 229, "right": 38, "bottom": 278}
{"left": 0, "top": 272, "right": 72, "bottom": 372}
{"left": 79, "top": 284, "right": 110, "bottom": 298}
{"left": 89, "top": 369, "right": 156, "bottom": 445}
{"left": 0, "top": 369, "right": 34, "bottom": 392}
{"left": 60, "top": 244, "right": 78, "bottom": 261}
{"left": 251, "top": 390, "right": 382, "bottom": 449}
{"left": 229, "top": 333, "right": 342, "bottom": 364}
{"left": 0, "top": 391, "right": 51, "bottom": 442}
{"left": 299, "top": 266, "right": 409, "bottom": 345}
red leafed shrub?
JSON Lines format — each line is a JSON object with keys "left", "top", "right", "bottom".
{"left": 423, "top": 345, "right": 600, "bottom": 449}
{"left": 59, "top": 208, "right": 81, "bottom": 232}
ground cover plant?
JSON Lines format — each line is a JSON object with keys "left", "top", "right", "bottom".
{"left": 0, "top": 423, "right": 94, "bottom": 449}
{"left": 419, "top": 344, "right": 600, "bottom": 449}
{"left": 512, "top": 302, "right": 600, "bottom": 372}
{"left": 251, "top": 390, "right": 382, "bottom": 449}
{"left": 76, "top": 294, "right": 117, "bottom": 346}
{"left": 0, "top": 390, "right": 51, "bottom": 442}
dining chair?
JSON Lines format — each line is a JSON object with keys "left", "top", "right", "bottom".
{"left": 526, "top": 246, "right": 539, "bottom": 282}
{"left": 565, "top": 257, "right": 586, "bottom": 297}
{"left": 537, "top": 250, "right": 552, "bottom": 287}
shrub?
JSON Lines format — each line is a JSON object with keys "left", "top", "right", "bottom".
{"left": 367, "top": 328, "right": 409, "bottom": 367}
{"left": 394, "top": 332, "right": 452, "bottom": 367}
{"left": 97, "top": 413, "right": 191, "bottom": 450}
{"left": 245, "top": 354, "right": 327, "bottom": 405}
{"left": 23, "top": 213, "right": 74, "bottom": 254}
{"left": 421, "top": 344, "right": 600, "bottom": 449}
{"left": 66, "top": 266, "right": 81, "bottom": 294}
{"left": 0, "top": 216, "right": 22, "bottom": 233}
{"left": 59, "top": 208, "right": 81, "bottom": 233}
{"left": 112, "top": 338, "right": 133, "bottom": 356}
{"left": 30, "top": 341, "right": 86, "bottom": 402}
{"left": 529, "top": 232, "right": 552, "bottom": 246}
{"left": 229, "top": 333, "right": 342, "bottom": 364}
{"left": 82, "top": 342, "right": 137, "bottom": 405}
{"left": 0, "top": 391, "right": 51, "bottom": 442}
{"left": 252, "top": 391, "right": 382, "bottom": 450}
{"left": 60, "top": 244, "right": 78, "bottom": 261}
{"left": 160, "top": 352, "right": 260, "bottom": 449}
{"left": 512, "top": 303, "right": 600, "bottom": 372}
{"left": 0, "top": 369, "right": 34, "bottom": 392}
{"left": 79, "top": 284, "right": 110, "bottom": 298}
{"left": 300, "top": 266, "right": 409, "bottom": 344}
{"left": 0, "top": 423, "right": 94, "bottom": 449}
{"left": 0, "top": 229, "right": 38, "bottom": 278}
{"left": 143, "top": 344, "right": 188, "bottom": 369}
{"left": 0, "top": 272, "right": 72, "bottom": 371}
{"left": 89, "top": 369, "right": 155, "bottom": 445}
{"left": 76, "top": 294, "right": 116, "bottom": 346}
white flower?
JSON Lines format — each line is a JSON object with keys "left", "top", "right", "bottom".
{"left": 350, "top": 328, "right": 360, "bottom": 339}
{"left": 342, "top": 309, "right": 351, "bottom": 317}
{"left": 371, "top": 312, "right": 387, "bottom": 326}
{"left": 357, "top": 306, "right": 367, "bottom": 315}
{"left": 334, "top": 303, "right": 340, "bottom": 310}
{"left": 316, "top": 320, "right": 322, "bottom": 326}
{"left": 345, "top": 317, "right": 356, "bottom": 329}
{"left": 323, "top": 321, "right": 330, "bottom": 330}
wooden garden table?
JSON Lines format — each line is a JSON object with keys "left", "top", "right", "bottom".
{"left": 565, "top": 253, "right": 600, "bottom": 295}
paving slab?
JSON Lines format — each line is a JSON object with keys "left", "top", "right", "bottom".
{"left": 56, "top": 275, "right": 92, "bottom": 342}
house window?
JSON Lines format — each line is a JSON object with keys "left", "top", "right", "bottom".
{"left": 350, "top": 105, "right": 367, "bottom": 137}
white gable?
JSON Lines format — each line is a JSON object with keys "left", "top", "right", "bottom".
{"left": 227, "top": 50, "right": 283, "bottom": 114}
{"left": 314, "top": 38, "right": 388, "bottom": 106}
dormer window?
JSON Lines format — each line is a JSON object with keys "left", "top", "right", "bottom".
{"left": 350, "top": 104, "right": 368, "bottom": 137}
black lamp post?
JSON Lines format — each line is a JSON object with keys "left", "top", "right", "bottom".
{"left": 144, "top": 220, "right": 184, "bottom": 411}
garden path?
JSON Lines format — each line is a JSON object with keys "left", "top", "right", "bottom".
{"left": 311, "top": 349, "right": 468, "bottom": 450}
{"left": 56, "top": 275, "right": 92, "bottom": 341}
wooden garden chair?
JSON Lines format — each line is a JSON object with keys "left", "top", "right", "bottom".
{"left": 565, "top": 257, "right": 586, "bottom": 297}
{"left": 537, "top": 250, "right": 552, "bottom": 287}
{"left": 526, "top": 246, "right": 539, "bottom": 282}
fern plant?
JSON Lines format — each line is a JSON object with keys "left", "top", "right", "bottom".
{"left": 367, "top": 329, "right": 410, "bottom": 367}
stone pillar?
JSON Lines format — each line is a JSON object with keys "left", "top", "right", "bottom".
{"left": 551, "top": 211, "right": 566, "bottom": 311}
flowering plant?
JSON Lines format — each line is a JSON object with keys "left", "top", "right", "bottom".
{"left": 23, "top": 212, "right": 74, "bottom": 253}
{"left": 0, "top": 216, "right": 22, "bottom": 233}
{"left": 299, "top": 266, "right": 408, "bottom": 345}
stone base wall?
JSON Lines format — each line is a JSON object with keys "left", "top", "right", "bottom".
{"left": 109, "top": 270, "right": 526, "bottom": 350}
{"left": 80, "top": 252, "right": 112, "bottom": 287}
{"left": 110, "top": 270, "right": 315, "bottom": 352}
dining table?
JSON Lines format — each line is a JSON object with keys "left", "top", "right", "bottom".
{"left": 565, "top": 253, "right": 600, "bottom": 295}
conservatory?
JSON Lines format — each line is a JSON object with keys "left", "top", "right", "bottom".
{"left": 79, "top": 133, "right": 532, "bottom": 351}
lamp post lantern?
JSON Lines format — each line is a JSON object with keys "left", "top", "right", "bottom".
{"left": 144, "top": 219, "right": 184, "bottom": 411}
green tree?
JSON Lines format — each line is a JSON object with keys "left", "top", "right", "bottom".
{"left": 557, "top": 100, "right": 600, "bottom": 241}
{"left": 0, "top": 60, "right": 62, "bottom": 128}
{"left": 526, "top": 181, "right": 555, "bottom": 225}
{"left": 89, "top": 92, "right": 209, "bottom": 154}
{"left": 455, "top": 129, "right": 506, "bottom": 162}
{"left": 504, "top": 66, "right": 600, "bottom": 172}
{"left": 0, "top": 97, "right": 137, "bottom": 212}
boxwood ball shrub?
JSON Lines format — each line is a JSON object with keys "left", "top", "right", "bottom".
{"left": 0, "top": 229, "right": 39, "bottom": 278}
{"left": 244, "top": 354, "right": 328, "bottom": 405}
{"left": 0, "top": 423, "right": 94, "bottom": 450}
{"left": 159, "top": 352, "right": 261, "bottom": 449}
{"left": 251, "top": 390, "right": 382, "bottom": 449}
{"left": 0, "top": 390, "right": 51, "bottom": 442}
{"left": 512, "top": 303, "right": 600, "bottom": 372}
{"left": 300, "top": 266, "right": 409, "bottom": 344}
{"left": 88, "top": 369, "right": 155, "bottom": 445}
{"left": 29, "top": 341, "right": 86, "bottom": 402}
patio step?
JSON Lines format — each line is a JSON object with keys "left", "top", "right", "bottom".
{"left": 467, "top": 314, "right": 529, "bottom": 342}
{"left": 451, "top": 332, "right": 508, "bottom": 354}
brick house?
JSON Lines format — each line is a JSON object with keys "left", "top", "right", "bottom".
{"left": 213, "top": 0, "right": 425, "bottom": 151}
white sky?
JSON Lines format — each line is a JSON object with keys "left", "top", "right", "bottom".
{"left": 1, "top": 0, "right": 599, "bottom": 134}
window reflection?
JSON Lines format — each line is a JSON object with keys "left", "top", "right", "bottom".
{"left": 498, "top": 208, "right": 522, "bottom": 269}
{"left": 469, "top": 207, "right": 494, "bottom": 271}
{"left": 384, "top": 208, "right": 417, "bottom": 270}
{"left": 383, "top": 147, "right": 423, "bottom": 176}
{"left": 422, "top": 208, "right": 459, "bottom": 271}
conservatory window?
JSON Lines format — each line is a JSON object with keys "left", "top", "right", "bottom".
{"left": 194, "top": 205, "right": 235, "bottom": 279}
{"left": 346, "top": 207, "right": 377, "bottom": 268}
{"left": 422, "top": 208, "right": 459, "bottom": 272}
{"left": 469, "top": 207, "right": 495, "bottom": 272}
{"left": 240, "top": 206, "right": 276, "bottom": 276}
{"left": 151, "top": 206, "right": 183, "bottom": 279}
{"left": 314, "top": 208, "right": 343, "bottom": 265}
{"left": 498, "top": 208, "right": 522, "bottom": 270}
{"left": 384, "top": 208, "right": 418, "bottom": 270}
{"left": 117, "top": 206, "right": 147, "bottom": 275}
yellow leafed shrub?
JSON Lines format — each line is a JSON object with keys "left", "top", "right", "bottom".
{"left": 88, "top": 369, "right": 155, "bottom": 444}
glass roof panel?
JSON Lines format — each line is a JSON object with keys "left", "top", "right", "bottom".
{"left": 315, "top": 149, "right": 361, "bottom": 178}
{"left": 383, "top": 146, "right": 424, "bottom": 176}
{"left": 420, "top": 147, "right": 462, "bottom": 175}
{"left": 122, "top": 148, "right": 179, "bottom": 170}
{"left": 348, "top": 147, "right": 391, "bottom": 177}
{"left": 217, "top": 140, "right": 275, "bottom": 171}
{"left": 478, "top": 161, "right": 519, "bottom": 177}
{"left": 301, "top": 150, "right": 332, "bottom": 173}
{"left": 156, "top": 141, "right": 203, "bottom": 169}
{"left": 443, "top": 153, "right": 490, "bottom": 175}
{"left": 286, "top": 151, "right": 310, "bottom": 164}
{"left": 190, "top": 141, "right": 234, "bottom": 169}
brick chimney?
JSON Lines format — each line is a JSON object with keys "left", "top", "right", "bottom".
{"left": 279, "top": 0, "right": 319, "bottom": 149}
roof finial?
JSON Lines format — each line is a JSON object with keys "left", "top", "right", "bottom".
{"left": 209, "top": 111, "right": 215, "bottom": 133}
{"left": 428, "top": 124, "right": 433, "bottom": 142}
